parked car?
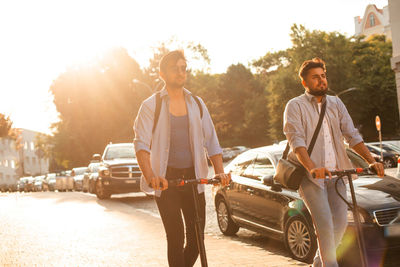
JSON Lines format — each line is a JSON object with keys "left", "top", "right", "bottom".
{"left": 66, "top": 170, "right": 74, "bottom": 191}
{"left": 365, "top": 144, "right": 398, "bottom": 168}
{"left": 222, "top": 148, "right": 235, "bottom": 162}
{"left": 230, "top": 146, "right": 249, "bottom": 158}
{"left": 23, "top": 176, "right": 35, "bottom": 192}
{"left": 368, "top": 142, "right": 400, "bottom": 156}
{"left": 17, "top": 178, "right": 26, "bottom": 192}
{"left": 33, "top": 175, "right": 46, "bottom": 192}
{"left": 83, "top": 162, "right": 101, "bottom": 194}
{"left": 71, "top": 167, "right": 89, "bottom": 192}
{"left": 0, "top": 183, "right": 7, "bottom": 192}
{"left": 95, "top": 143, "right": 142, "bottom": 199}
{"left": 46, "top": 173, "right": 57, "bottom": 191}
{"left": 214, "top": 144, "right": 400, "bottom": 265}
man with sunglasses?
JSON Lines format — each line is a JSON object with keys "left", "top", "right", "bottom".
{"left": 283, "top": 58, "right": 384, "bottom": 266}
{"left": 134, "top": 50, "right": 230, "bottom": 266}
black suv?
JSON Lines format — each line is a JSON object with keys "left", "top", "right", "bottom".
{"left": 95, "top": 143, "right": 142, "bottom": 199}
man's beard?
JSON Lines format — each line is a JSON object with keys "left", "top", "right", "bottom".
{"left": 308, "top": 87, "right": 328, "bottom": 96}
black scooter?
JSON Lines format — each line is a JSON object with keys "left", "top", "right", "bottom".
{"left": 331, "top": 167, "right": 377, "bottom": 267}
{"left": 156, "top": 177, "right": 222, "bottom": 267}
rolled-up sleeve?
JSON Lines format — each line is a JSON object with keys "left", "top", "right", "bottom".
{"left": 133, "top": 100, "right": 153, "bottom": 154}
{"left": 200, "top": 98, "right": 222, "bottom": 157}
{"left": 336, "top": 97, "right": 363, "bottom": 147}
{"left": 283, "top": 100, "right": 307, "bottom": 151}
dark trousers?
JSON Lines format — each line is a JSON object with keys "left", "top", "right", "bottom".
{"left": 155, "top": 167, "right": 206, "bottom": 267}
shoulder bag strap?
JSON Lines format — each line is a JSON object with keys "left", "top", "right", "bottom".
{"left": 282, "top": 101, "right": 326, "bottom": 159}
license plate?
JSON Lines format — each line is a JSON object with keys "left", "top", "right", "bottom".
{"left": 384, "top": 224, "right": 400, "bottom": 237}
{"left": 125, "top": 180, "right": 137, "bottom": 184}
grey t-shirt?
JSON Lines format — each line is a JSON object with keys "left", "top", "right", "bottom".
{"left": 167, "top": 113, "right": 194, "bottom": 168}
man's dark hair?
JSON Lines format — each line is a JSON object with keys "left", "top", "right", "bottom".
{"left": 298, "top": 57, "right": 326, "bottom": 80}
{"left": 159, "top": 50, "right": 186, "bottom": 73}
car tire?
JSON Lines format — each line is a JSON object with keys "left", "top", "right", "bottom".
{"left": 216, "top": 197, "right": 239, "bottom": 236}
{"left": 96, "top": 180, "right": 111, "bottom": 200}
{"left": 383, "top": 158, "right": 395, "bottom": 168}
{"left": 284, "top": 215, "right": 317, "bottom": 263}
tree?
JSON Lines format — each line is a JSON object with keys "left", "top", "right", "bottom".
{"left": 0, "top": 113, "right": 13, "bottom": 138}
{"left": 347, "top": 35, "right": 399, "bottom": 140}
{"left": 50, "top": 47, "right": 145, "bottom": 168}
{"left": 253, "top": 25, "right": 398, "bottom": 142}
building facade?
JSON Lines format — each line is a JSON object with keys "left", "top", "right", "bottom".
{"left": 0, "top": 129, "right": 49, "bottom": 189}
{"left": 354, "top": 4, "right": 391, "bottom": 40}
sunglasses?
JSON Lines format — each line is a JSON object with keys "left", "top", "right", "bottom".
{"left": 169, "top": 65, "right": 187, "bottom": 74}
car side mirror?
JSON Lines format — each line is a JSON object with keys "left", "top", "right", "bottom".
{"left": 92, "top": 154, "right": 101, "bottom": 162}
{"left": 262, "top": 175, "right": 274, "bottom": 186}
{"left": 262, "top": 175, "right": 282, "bottom": 192}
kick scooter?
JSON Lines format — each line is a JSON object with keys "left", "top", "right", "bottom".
{"left": 154, "top": 176, "right": 222, "bottom": 267}
{"left": 330, "top": 167, "right": 376, "bottom": 267}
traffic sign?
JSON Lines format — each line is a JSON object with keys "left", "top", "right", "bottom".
{"left": 375, "top": 116, "right": 381, "bottom": 131}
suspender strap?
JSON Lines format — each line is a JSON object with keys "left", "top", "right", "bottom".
{"left": 283, "top": 101, "right": 326, "bottom": 159}
{"left": 152, "top": 91, "right": 162, "bottom": 134}
{"left": 192, "top": 95, "right": 203, "bottom": 118}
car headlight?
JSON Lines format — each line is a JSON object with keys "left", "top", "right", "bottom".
{"left": 347, "top": 209, "right": 366, "bottom": 223}
{"left": 100, "top": 169, "right": 110, "bottom": 177}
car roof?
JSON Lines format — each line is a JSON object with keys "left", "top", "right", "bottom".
{"left": 250, "top": 144, "right": 286, "bottom": 154}
{"left": 106, "top": 143, "right": 134, "bottom": 147}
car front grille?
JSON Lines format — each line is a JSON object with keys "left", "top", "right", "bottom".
{"left": 373, "top": 208, "right": 400, "bottom": 226}
{"left": 110, "top": 166, "right": 141, "bottom": 179}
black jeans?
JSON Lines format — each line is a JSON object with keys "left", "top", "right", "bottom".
{"left": 155, "top": 167, "right": 206, "bottom": 267}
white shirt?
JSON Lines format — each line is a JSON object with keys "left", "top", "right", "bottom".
{"left": 318, "top": 103, "right": 338, "bottom": 186}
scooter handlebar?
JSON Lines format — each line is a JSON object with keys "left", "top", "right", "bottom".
{"left": 149, "top": 176, "right": 222, "bottom": 188}
{"left": 312, "top": 166, "right": 376, "bottom": 178}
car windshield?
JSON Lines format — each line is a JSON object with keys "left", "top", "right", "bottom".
{"left": 90, "top": 164, "right": 100, "bottom": 172}
{"left": 104, "top": 145, "right": 135, "bottom": 160}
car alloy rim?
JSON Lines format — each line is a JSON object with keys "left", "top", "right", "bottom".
{"left": 217, "top": 201, "right": 229, "bottom": 231}
{"left": 287, "top": 220, "right": 311, "bottom": 259}
{"left": 383, "top": 159, "right": 392, "bottom": 168}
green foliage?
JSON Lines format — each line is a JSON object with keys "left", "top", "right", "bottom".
{"left": 253, "top": 25, "right": 398, "bottom": 142}
{"left": 347, "top": 35, "right": 399, "bottom": 140}
{"left": 47, "top": 30, "right": 399, "bottom": 168}
{"left": 50, "top": 48, "right": 145, "bottom": 168}
{"left": 0, "top": 113, "right": 13, "bottom": 138}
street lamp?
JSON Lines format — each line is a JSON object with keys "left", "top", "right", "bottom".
{"left": 132, "top": 79, "right": 165, "bottom": 94}
{"left": 329, "top": 87, "right": 359, "bottom": 97}
{"left": 132, "top": 79, "right": 153, "bottom": 94}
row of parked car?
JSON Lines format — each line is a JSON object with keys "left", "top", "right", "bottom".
{"left": 16, "top": 166, "right": 97, "bottom": 193}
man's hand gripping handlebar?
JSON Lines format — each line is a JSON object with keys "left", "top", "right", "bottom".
{"left": 311, "top": 165, "right": 384, "bottom": 179}
{"left": 148, "top": 173, "right": 231, "bottom": 190}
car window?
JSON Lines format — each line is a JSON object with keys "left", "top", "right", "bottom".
{"left": 241, "top": 153, "right": 275, "bottom": 180}
{"left": 230, "top": 151, "right": 257, "bottom": 176}
{"left": 104, "top": 145, "right": 136, "bottom": 160}
{"left": 346, "top": 149, "right": 369, "bottom": 169}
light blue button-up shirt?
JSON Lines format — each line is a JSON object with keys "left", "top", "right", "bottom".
{"left": 283, "top": 92, "right": 364, "bottom": 188}
{"left": 133, "top": 87, "right": 222, "bottom": 196}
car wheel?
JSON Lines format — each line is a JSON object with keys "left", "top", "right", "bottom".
{"left": 284, "top": 215, "right": 317, "bottom": 263}
{"left": 383, "top": 158, "right": 395, "bottom": 168}
{"left": 216, "top": 197, "right": 239, "bottom": 236}
{"left": 96, "top": 180, "right": 111, "bottom": 200}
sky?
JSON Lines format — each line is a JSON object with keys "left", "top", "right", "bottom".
{"left": 0, "top": 0, "right": 389, "bottom": 134}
